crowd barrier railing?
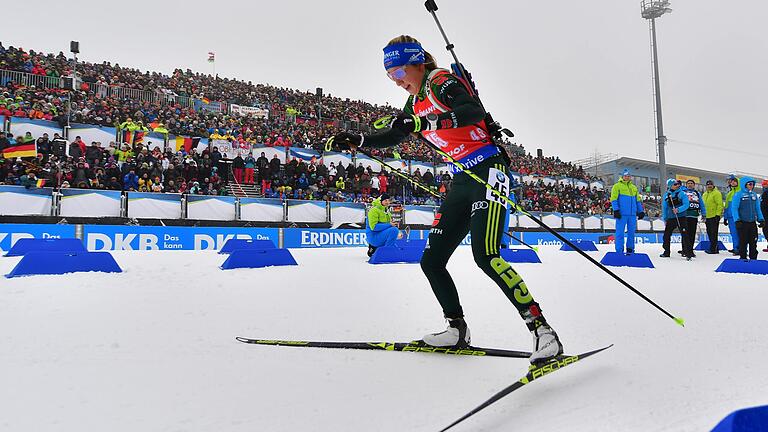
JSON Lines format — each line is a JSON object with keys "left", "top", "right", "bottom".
{"left": 1, "top": 185, "right": 667, "bottom": 231}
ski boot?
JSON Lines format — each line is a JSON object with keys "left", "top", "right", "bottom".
{"left": 367, "top": 245, "right": 377, "bottom": 257}
{"left": 659, "top": 251, "right": 670, "bottom": 258}
{"left": 523, "top": 306, "right": 563, "bottom": 364}
{"left": 625, "top": 248, "right": 634, "bottom": 255}
{"left": 421, "top": 317, "right": 471, "bottom": 348}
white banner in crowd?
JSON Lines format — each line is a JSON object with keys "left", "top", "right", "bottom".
{"left": 59, "top": 189, "right": 122, "bottom": 217}
{"left": 239, "top": 198, "right": 284, "bottom": 222}
{"left": 251, "top": 145, "right": 286, "bottom": 163}
{"left": 127, "top": 192, "right": 182, "bottom": 219}
{"left": 186, "top": 196, "right": 236, "bottom": 220}
{"left": 355, "top": 154, "right": 382, "bottom": 172}
{"left": 211, "top": 139, "right": 236, "bottom": 158}
{"left": 69, "top": 123, "right": 118, "bottom": 146}
{"left": 590, "top": 181, "right": 604, "bottom": 190}
{"left": 603, "top": 217, "right": 616, "bottom": 230}
{"left": 584, "top": 215, "right": 602, "bottom": 230}
{"left": 518, "top": 213, "right": 539, "bottom": 228}
{"left": 230, "top": 104, "right": 269, "bottom": 118}
{"left": 541, "top": 212, "right": 563, "bottom": 228}
{"left": 323, "top": 152, "right": 352, "bottom": 171}
{"left": 8, "top": 118, "right": 60, "bottom": 140}
{"left": 329, "top": 202, "right": 365, "bottom": 226}
{"left": 287, "top": 200, "right": 327, "bottom": 223}
{"left": 410, "top": 161, "right": 435, "bottom": 175}
{"left": 404, "top": 205, "right": 435, "bottom": 225}
{"left": 637, "top": 218, "right": 653, "bottom": 231}
{"left": 0, "top": 186, "right": 53, "bottom": 216}
{"left": 563, "top": 213, "right": 582, "bottom": 229}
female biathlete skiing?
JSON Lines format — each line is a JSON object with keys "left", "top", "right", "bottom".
{"left": 330, "top": 35, "right": 563, "bottom": 364}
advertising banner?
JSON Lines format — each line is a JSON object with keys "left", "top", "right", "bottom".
{"left": 330, "top": 202, "right": 365, "bottom": 226}
{"left": 286, "top": 200, "right": 326, "bottom": 223}
{"left": 83, "top": 225, "right": 278, "bottom": 250}
{"left": 68, "top": 123, "right": 118, "bottom": 147}
{"left": 0, "top": 224, "right": 77, "bottom": 253}
{"left": 404, "top": 205, "right": 436, "bottom": 225}
{"left": 8, "top": 118, "right": 61, "bottom": 141}
{"left": 0, "top": 185, "right": 53, "bottom": 216}
{"left": 230, "top": 104, "right": 269, "bottom": 118}
{"left": 186, "top": 195, "right": 236, "bottom": 221}
{"left": 126, "top": 192, "right": 182, "bottom": 219}
{"left": 240, "top": 197, "right": 284, "bottom": 222}
{"left": 59, "top": 189, "right": 122, "bottom": 217}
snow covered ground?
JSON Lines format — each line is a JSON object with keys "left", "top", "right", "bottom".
{"left": 1, "top": 244, "right": 767, "bottom": 432}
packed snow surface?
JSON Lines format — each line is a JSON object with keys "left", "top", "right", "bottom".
{"left": 1, "top": 244, "right": 767, "bottom": 431}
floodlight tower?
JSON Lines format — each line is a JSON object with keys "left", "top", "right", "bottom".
{"left": 641, "top": 0, "right": 672, "bottom": 189}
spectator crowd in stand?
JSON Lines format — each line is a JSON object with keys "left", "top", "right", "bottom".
{"left": 1, "top": 41, "right": 610, "bottom": 213}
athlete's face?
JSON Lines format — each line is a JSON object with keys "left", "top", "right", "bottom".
{"left": 387, "top": 64, "right": 426, "bottom": 96}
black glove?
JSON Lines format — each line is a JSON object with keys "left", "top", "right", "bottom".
{"left": 328, "top": 132, "right": 362, "bottom": 151}
{"left": 637, "top": 211, "right": 645, "bottom": 220}
{"left": 613, "top": 210, "right": 621, "bottom": 219}
{"left": 723, "top": 218, "right": 729, "bottom": 226}
{"left": 390, "top": 113, "right": 425, "bottom": 134}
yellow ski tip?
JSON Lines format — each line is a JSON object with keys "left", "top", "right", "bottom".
{"left": 533, "top": 247, "right": 539, "bottom": 252}
{"left": 674, "top": 317, "right": 685, "bottom": 327}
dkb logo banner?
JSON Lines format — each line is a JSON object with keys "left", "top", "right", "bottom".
{"left": 0, "top": 224, "right": 77, "bottom": 252}
{"left": 83, "top": 225, "right": 278, "bottom": 250}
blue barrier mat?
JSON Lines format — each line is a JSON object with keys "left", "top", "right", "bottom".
{"left": 221, "top": 248, "right": 297, "bottom": 269}
{"left": 4, "top": 238, "right": 86, "bottom": 257}
{"left": 6, "top": 251, "right": 122, "bottom": 278}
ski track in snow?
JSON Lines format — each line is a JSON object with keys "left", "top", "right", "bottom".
{"left": 1, "top": 244, "right": 766, "bottom": 432}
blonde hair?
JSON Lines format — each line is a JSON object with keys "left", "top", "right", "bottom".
{"left": 385, "top": 35, "right": 438, "bottom": 71}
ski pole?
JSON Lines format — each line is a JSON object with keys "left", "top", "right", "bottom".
{"left": 375, "top": 116, "right": 684, "bottom": 326}
{"left": 504, "top": 231, "right": 539, "bottom": 252}
{"left": 325, "top": 136, "right": 444, "bottom": 200}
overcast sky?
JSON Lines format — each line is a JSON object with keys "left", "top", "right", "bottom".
{"left": 6, "top": 0, "right": 767, "bottom": 177}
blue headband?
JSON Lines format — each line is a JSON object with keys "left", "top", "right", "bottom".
{"left": 383, "top": 42, "right": 425, "bottom": 69}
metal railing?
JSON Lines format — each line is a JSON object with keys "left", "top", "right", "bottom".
{"left": 0, "top": 69, "right": 62, "bottom": 90}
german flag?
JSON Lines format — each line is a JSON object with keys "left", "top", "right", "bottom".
{"left": 201, "top": 97, "right": 210, "bottom": 104}
{"left": 2, "top": 141, "right": 37, "bottom": 159}
{"left": 36, "top": 178, "right": 46, "bottom": 188}
{"left": 122, "top": 130, "right": 145, "bottom": 145}
{"left": 175, "top": 136, "right": 201, "bottom": 153}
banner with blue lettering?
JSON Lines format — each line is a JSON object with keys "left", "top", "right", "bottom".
{"left": 288, "top": 147, "right": 320, "bottom": 162}
{"left": 0, "top": 224, "right": 77, "bottom": 252}
{"left": 83, "top": 225, "right": 278, "bottom": 250}
{"left": 283, "top": 228, "right": 369, "bottom": 248}
{"left": 0, "top": 185, "right": 53, "bottom": 216}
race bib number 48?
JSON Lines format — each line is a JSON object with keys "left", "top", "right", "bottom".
{"left": 486, "top": 167, "right": 510, "bottom": 205}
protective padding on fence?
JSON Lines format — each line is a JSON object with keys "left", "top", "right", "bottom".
{"left": 710, "top": 405, "right": 768, "bottom": 432}
{"left": 500, "top": 248, "right": 541, "bottom": 263}
{"left": 695, "top": 240, "right": 728, "bottom": 251}
{"left": 715, "top": 259, "right": 768, "bottom": 276}
{"left": 369, "top": 245, "right": 424, "bottom": 264}
{"left": 599, "top": 252, "right": 654, "bottom": 269}
{"left": 218, "top": 239, "right": 276, "bottom": 254}
{"left": 4, "top": 238, "right": 85, "bottom": 257}
{"left": 6, "top": 251, "right": 122, "bottom": 278}
{"left": 220, "top": 249, "right": 297, "bottom": 270}
{"left": 560, "top": 239, "right": 598, "bottom": 251}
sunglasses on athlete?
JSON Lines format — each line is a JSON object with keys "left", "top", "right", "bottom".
{"left": 387, "top": 66, "right": 407, "bottom": 81}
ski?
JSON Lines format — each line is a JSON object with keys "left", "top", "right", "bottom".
{"left": 440, "top": 344, "right": 613, "bottom": 432}
{"left": 235, "top": 337, "right": 531, "bottom": 359}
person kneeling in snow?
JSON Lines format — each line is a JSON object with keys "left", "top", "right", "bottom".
{"left": 366, "top": 193, "right": 399, "bottom": 257}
